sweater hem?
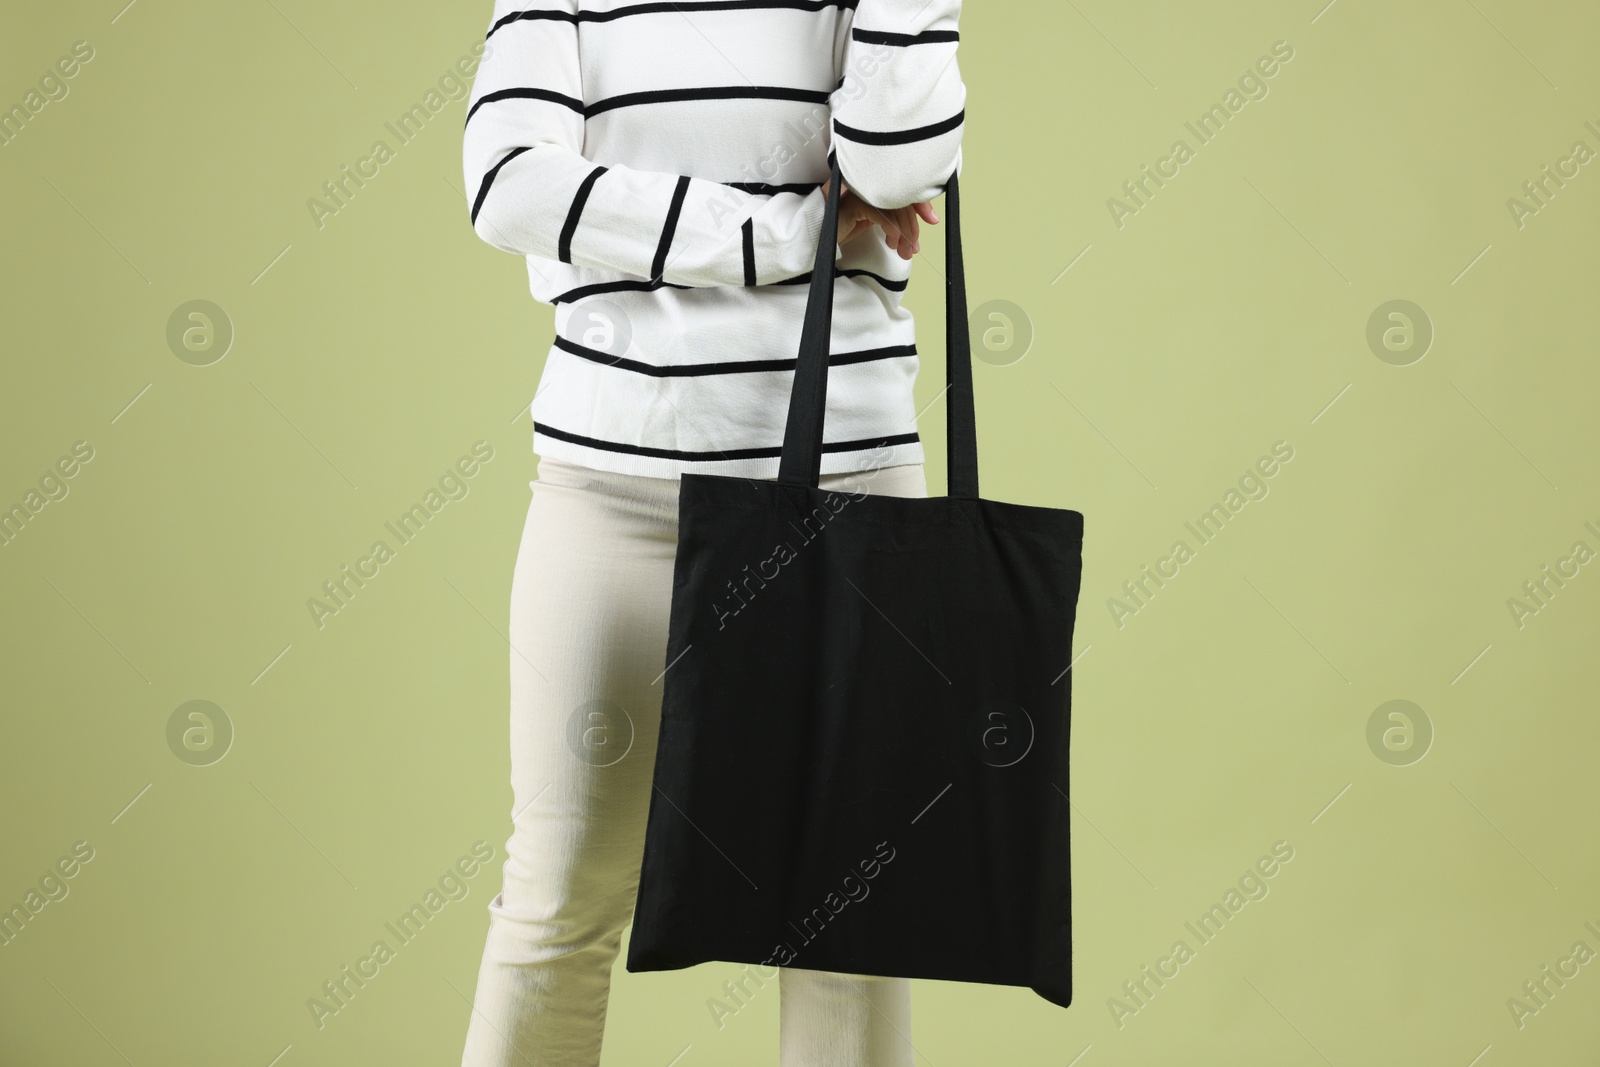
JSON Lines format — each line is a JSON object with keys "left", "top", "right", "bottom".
{"left": 531, "top": 425, "right": 926, "bottom": 481}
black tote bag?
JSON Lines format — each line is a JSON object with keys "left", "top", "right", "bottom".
{"left": 624, "top": 155, "right": 1085, "bottom": 1009}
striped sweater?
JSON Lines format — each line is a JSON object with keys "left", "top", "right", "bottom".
{"left": 463, "top": 0, "right": 965, "bottom": 478}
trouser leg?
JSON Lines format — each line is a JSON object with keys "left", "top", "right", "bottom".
{"left": 460, "top": 463, "right": 678, "bottom": 1067}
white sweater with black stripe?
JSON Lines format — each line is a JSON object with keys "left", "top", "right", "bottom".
{"left": 463, "top": 0, "right": 964, "bottom": 478}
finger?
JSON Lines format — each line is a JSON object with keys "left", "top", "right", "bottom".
{"left": 884, "top": 223, "right": 914, "bottom": 258}
{"left": 885, "top": 206, "right": 919, "bottom": 255}
{"left": 902, "top": 207, "right": 921, "bottom": 250}
{"left": 881, "top": 213, "right": 915, "bottom": 259}
{"left": 869, "top": 205, "right": 914, "bottom": 248}
{"left": 897, "top": 206, "right": 920, "bottom": 248}
{"left": 849, "top": 200, "right": 920, "bottom": 258}
{"left": 913, "top": 200, "right": 941, "bottom": 225}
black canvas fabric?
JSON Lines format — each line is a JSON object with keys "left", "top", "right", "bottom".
{"left": 624, "top": 155, "right": 1086, "bottom": 1008}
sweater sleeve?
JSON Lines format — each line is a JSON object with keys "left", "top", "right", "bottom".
{"left": 829, "top": 0, "right": 966, "bottom": 210}
{"left": 463, "top": 0, "right": 830, "bottom": 287}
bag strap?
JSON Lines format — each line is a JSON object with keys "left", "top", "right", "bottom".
{"left": 776, "top": 153, "right": 979, "bottom": 499}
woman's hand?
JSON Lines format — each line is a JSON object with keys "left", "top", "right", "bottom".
{"left": 821, "top": 178, "right": 941, "bottom": 260}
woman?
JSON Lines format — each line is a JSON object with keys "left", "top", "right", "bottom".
{"left": 458, "top": 0, "right": 964, "bottom": 1063}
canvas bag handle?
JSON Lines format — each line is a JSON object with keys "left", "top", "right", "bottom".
{"left": 776, "top": 153, "right": 979, "bottom": 499}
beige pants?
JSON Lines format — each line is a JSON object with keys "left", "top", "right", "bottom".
{"left": 460, "top": 452, "right": 929, "bottom": 1067}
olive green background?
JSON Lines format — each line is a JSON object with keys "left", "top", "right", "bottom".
{"left": 3, "top": 0, "right": 1597, "bottom": 1063}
